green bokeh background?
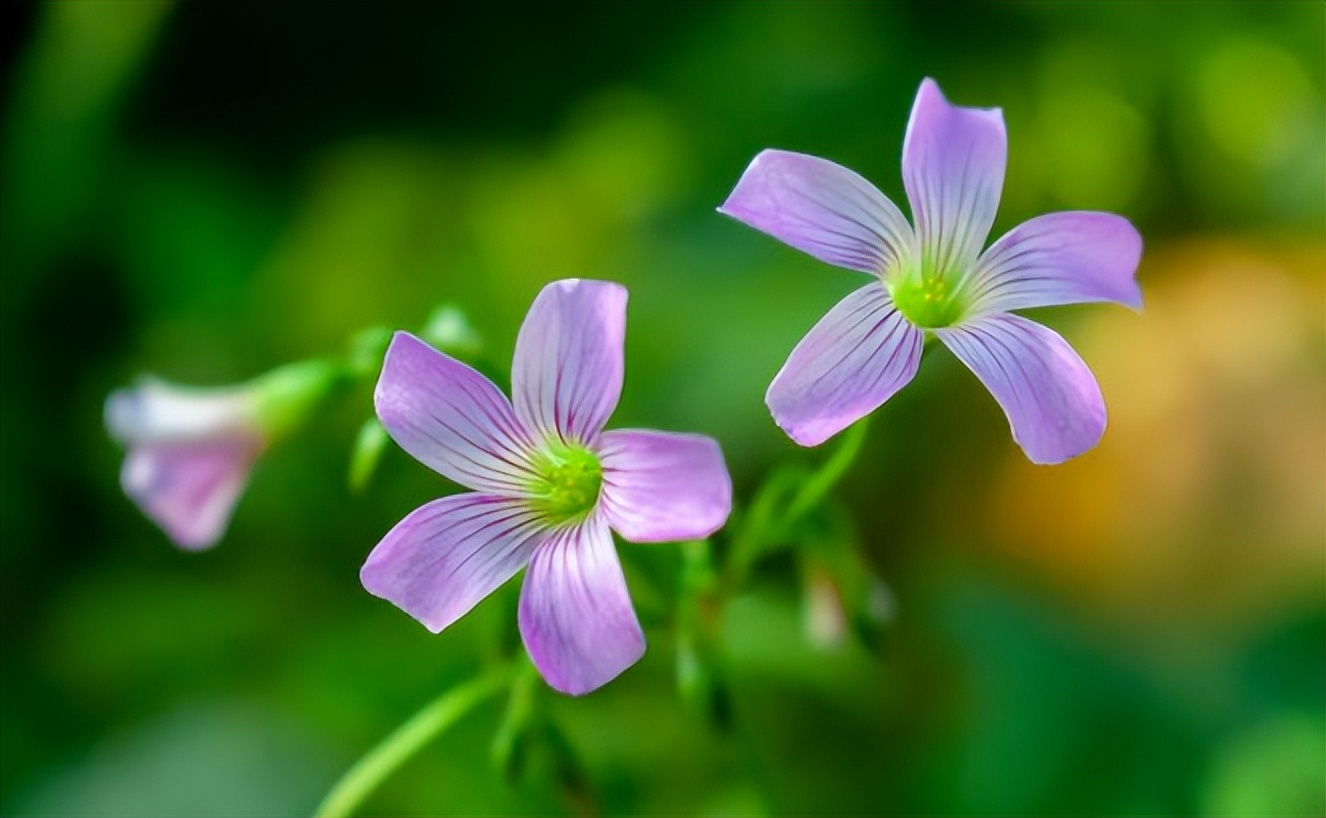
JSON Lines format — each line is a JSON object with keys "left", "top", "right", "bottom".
{"left": 2, "top": 1, "right": 1323, "bottom": 815}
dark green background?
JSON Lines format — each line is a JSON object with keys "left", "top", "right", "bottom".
{"left": 2, "top": 2, "right": 1323, "bottom": 815}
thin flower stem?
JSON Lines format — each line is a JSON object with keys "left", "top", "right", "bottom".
{"left": 677, "top": 539, "right": 729, "bottom": 726}
{"left": 783, "top": 417, "right": 870, "bottom": 523}
{"left": 724, "top": 418, "right": 871, "bottom": 586}
{"left": 724, "top": 466, "right": 807, "bottom": 584}
{"left": 490, "top": 656, "right": 541, "bottom": 779}
{"left": 314, "top": 663, "right": 516, "bottom": 818}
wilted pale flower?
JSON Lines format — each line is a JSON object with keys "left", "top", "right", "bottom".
{"left": 361, "top": 279, "right": 732, "bottom": 695}
{"left": 106, "top": 360, "right": 342, "bottom": 550}
{"left": 719, "top": 78, "right": 1143, "bottom": 463}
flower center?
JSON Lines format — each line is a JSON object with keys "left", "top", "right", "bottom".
{"left": 886, "top": 256, "right": 968, "bottom": 329}
{"left": 527, "top": 441, "right": 603, "bottom": 526}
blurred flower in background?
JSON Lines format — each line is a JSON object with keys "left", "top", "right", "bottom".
{"left": 105, "top": 360, "right": 344, "bottom": 549}
{"left": 107, "top": 377, "right": 264, "bottom": 550}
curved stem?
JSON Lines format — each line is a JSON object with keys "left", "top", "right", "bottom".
{"left": 490, "top": 656, "right": 540, "bottom": 779}
{"left": 725, "top": 465, "right": 808, "bottom": 584}
{"left": 783, "top": 416, "right": 870, "bottom": 523}
{"left": 724, "top": 418, "right": 870, "bottom": 588}
{"left": 315, "top": 663, "right": 516, "bottom": 818}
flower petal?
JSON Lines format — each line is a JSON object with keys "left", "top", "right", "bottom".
{"left": 120, "top": 438, "right": 262, "bottom": 550}
{"left": 767, "top": 284, "right": 923, "bottom": 447}
{"left": 360, "top": 493, "right": 545, "bottom": 633}
{"left": 105, "top": 378, "right": 255, "bottom": 443}
{"left": 935, "top": 313, "right": 1105, "bottom": 464}
{"left": 518, "top": 514, "right": 645, "bottom": 695}
{"left": 597, "top": 430, "right": 732, "bottom": 543}
{"left": 511, "top": 279, "right": 626, "bottom": 445}
{"left": 902, "top": 78, "right": 1007, "bottom": 278}
{"left": 966, "top": 211, "right": 1144, "bottom": 314}
{"left": 718, "top": 149, "right": 914, "bottom": 274}
{"left": 376, "top": 331, "right": 538, "bottom": 495}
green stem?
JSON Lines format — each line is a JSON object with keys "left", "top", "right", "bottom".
{"left": 724, "top": 418, "right": 869, "bottom": 588}
{"left": 490, "top": 656, "right": 540, "bottom": 780}
{"left": 315, "top": 664, "right": 515, "bottom": 818}
{"left": 783, "top": 417, "right": 870, "bottom": 523}
{"left": 724, "top": 466, "right": 807, "bottom": 585}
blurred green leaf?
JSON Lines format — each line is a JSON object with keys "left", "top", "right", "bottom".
{"left": 346, "top": 417, "right": 391, "bottom": 494}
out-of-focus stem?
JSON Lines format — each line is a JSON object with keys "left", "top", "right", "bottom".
{"left": 314, "top": 663, "right": 515, "bottom": 818}
{"left": 725, "top": 417, "right": 871, "bottom": 586}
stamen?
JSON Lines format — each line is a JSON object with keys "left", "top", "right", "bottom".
{"left": 885, "top": 254, "right": 970, "bottom": 328}
{"left": 525, "top": 440, "right": 603, "bottom": 526}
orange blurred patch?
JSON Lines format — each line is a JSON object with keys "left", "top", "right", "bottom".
{"left": 987, "top": 237, "right": 1325, "bottom": 627}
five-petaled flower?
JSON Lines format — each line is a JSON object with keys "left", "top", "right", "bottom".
{"left": 719, "top": 78, "right": 1143, "bottom": 464}
{"left": 105, "top": 360, "right": 342, "bottom": 550}
{"left": 361, "top": 279, "right": 733, "bottom": 695}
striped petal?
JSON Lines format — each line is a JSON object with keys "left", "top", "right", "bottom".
{"left": 902, "top": 78, "right": 1007, "bottom": 279}
{"left": 360, "top": 493, "right": 545, "bottom": 633}
{"left": 598, "top": 430, "right": 732, "bottom": 543}
{"left": 375, "top": 332, "right": 538, "bottom": 495}
{"left": 518, "top": 513, "right": 645, "bottom": 695}
{"left": 511, "top": 279, "right": 626, "bottom": 446}
{"left": 935, "top": 313, "right": 1105, "bottom": 464}
{"left": 967, "top": 211, "right": 1144, "bottom": 314}
{"left": 767, "top": 284, "right": 923, "bottom": 447}
{"left": 718, "top": 149, "right": 914, "bottom": 274}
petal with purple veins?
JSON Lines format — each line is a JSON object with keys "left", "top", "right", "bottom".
{"left": 120, "top": 437, "right": 263, "bottom": 551}
{"left": 376, "top": 332, "right": 538, "bottom": 495}
{"left": 360, "top": 493, "right": 545, "bottom": 633}
{"left": 718, "top": 149, "right": 914, "bottom": 275}
{"left": 902, "top": 78, "right": 1007, "bottom": 278}
{"left": 511, "top": 280, "right": 626, "bottom": 446}
{"left": 966, "top": 211, "right": 1144, "bottom": 314}
{"left": 518, "top": 514, "right": 645, "bottom": 695}
{"left": 598, "top": 430, "right": 732, "bottom": 543}
{"left": 935, "top": 313, "right": 1106, "bottom": 465}
{"left": 767, "top": 284, "right": 923, "bottom": 447}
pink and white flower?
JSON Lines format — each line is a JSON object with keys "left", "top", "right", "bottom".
{"left": 107, "top": 378, "right": 266, "bottom": 550}
{"left": 106, "top": 360, "right": 342, "bottom": 550}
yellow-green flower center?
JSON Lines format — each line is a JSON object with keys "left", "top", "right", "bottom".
{"left": 527, "top": 441, "right": 603, "bottom": 526}
{"left": 886, "top": 256, "right": 968, "bottom": 329}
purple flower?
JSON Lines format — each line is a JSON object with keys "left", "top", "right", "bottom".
{"left": 719, "top": 78, "right": 1143, "bottom": 464}
{"left": 106, "top": 361, "right": 342, "bottom": 550}
{"left": 361, "top": 279, "right": 732, "bottom": 695}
